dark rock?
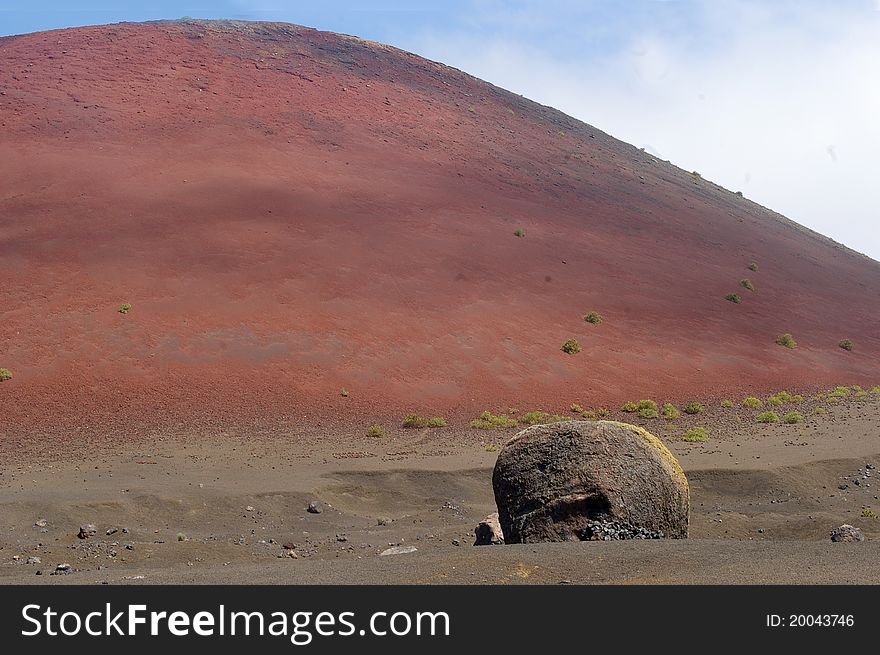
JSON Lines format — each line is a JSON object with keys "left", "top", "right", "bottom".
{"left": 830, "top": 524, "right": 864, "bottom": 543}
{"left": 307, "top": 501, "right": 323, "bottom": 514}
{"left": 77, "top": 524, "right": 97, "bottom": 539}
{"left": 492, "top": 421, "right": 689, "bottom": 543}
{"left": 474, "top": 512, "right": 505, "bottom": 545}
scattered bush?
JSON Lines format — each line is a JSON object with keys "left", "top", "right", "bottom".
{"left": 684, "top": 402, "right": 704, "bottom": 415}
{"left": 507, "top": 407, "right": 519, "bottom": 414}
{"left": 860, "top": 508, "right": 877, "bottom": 519}
{"left": 792, "top": 394, "right": 804, "bottom": 403}
{"left": 871, "top": 387, "right": 880, "bottom": 395}
{"left": 682, "top": 427, "right": 709, "bottom": 443}
{"left": 662, "top": 403, "right": 680, "bottom": 420}
{"left": 767, "top": 395, "right": 783, "bottom": 407}
{"left": 596, "top": 408, "right": 610, "bottom": 418}
{"left": 756, "top": 411, "right": 780, "bottom": 423}
{"left": 812, "top": 393, "right": 826, "bottom": 402}
{"left": 743, "top": 397, "right": 763, "bottom": 409}
{"left": 775, "top": 333, "right": 797, "bottom": 349}
{"left": 118, "top": 303, "right": 132, "bottom": 314}
{"left": 0, "top": 368, "right": 11, "bottom": 382}
{"left": 470, "top": 411, "right": 518, "bottom": 430}
{"left": 340, "top": 388, "right": 349, "bottom": 397}
{"left": 748, "top": 262, "right": 758, "bottom": 272}
{"left": 484, "top": 444, "right": 499, "bottom": 453}
{"left": 366, "top": 424, "right": 386, "bottom": 437}
{"left": 561, "top": 339, "right": 582, "bottom": 355}
{"left": 570, "top": 403, "right": 584, "bottom": 414}
{"left": 782, "top": 411, "right": 803, "bottom": 424}
{"left": 725, "top": 293, "right": 742, "bottom": 304}
{"left": 636, "top": 399, "right": 658, "bottom": 412}
{"left": 638, "top": 407, "right": 658, "bottom": 419}
{"left": 814, "top": 407, "right": 827, "bottom": 415}
{"left": 514, "top": 229, "right": 526, "bottom": 238}
{"left": 584, "top": 312, "right": 602, "bottom": 325}
{"left": 740, "top": 278, "right": 755, "bottom": 291}
{"left": 621, "top": 402, "right": 638, "bottom": 413}
{"left": 839, "top": 339, "right": 854, "bottom": 351}
{"left": 854, "top": 391, "right": 869, "bottom": 401}
{"left": 582, "top": 410, "right": 598, "bottom": 420}
{"left": 720, "top": 399, "right": 733, "bottom": 408}
{"left": 829, "top": 386, "right": 850, "bottom": 398}
{"left": 520, "top": 411, "right": 570, "bottom": 425}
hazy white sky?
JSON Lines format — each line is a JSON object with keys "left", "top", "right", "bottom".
{"left": 4, "top": 1, "right": 880, "bottom": 259}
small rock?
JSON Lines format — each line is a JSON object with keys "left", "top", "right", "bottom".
{"left": 838, "top": 484, "right": 849, "bottom": 490}
{"left": 474, "top": 512, "right": 505, "bottom": 546}
{"left": 53, "top": 563, "right": 71, "bottom": 574}
{"left": 452, "top": 539, "right": 460, "bottom": 546}
{"left": 246, "top": 505, "right": 255, "bottom": 512}
{"left": 106, "top": 527, "right": 118, "bottom": 535}
{"left": 27, "top": 556, "right": 41, "bottom": 565}
{"left": 377, "top": 517, "right": 392, "bottom": 526}
{"left": 380, "top": 545, "right": 418, "bottom": 556}
{"left": 830, "top": 524, "right": 864, "bottom": 543}
{"left": 78, "top": 524, "right": 97, "bottom": 539}
{"left": 307, "top": 501, "right": 323, "bottom": 514}
{"left": 336, "top": 534, "right": 347, "bottom": 542}
{"left": 282, "top": 542, "right": 297, "bottom": 550}
{"left": 34, "top": 519, "right": 48, "bottom": 528}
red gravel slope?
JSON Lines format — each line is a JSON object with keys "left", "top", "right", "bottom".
{"left": 2, "top": 20, "right": 880, "bottom": 438}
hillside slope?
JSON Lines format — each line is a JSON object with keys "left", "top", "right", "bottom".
{"left": 2, "top": 20, "right": 879, "bottom": 437}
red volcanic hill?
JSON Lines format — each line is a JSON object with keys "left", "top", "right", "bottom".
{"left": 2, "top": 20, "right": 880, "bottom": 438}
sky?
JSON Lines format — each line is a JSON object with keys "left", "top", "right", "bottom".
{"left": 3, "top": 1, "right": 879, "bottom": 259}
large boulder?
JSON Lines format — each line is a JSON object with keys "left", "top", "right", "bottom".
{"left": 492, "top": 421, "right": 689, "bottom": 543}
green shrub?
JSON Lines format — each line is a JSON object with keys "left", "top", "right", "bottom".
{"left": 581, "top": 410, "right": 597, "bottom": 420}
{"left": 829, "top": 386, "right": 850, "bottom": 398}
{"left": 484, "top": 444, "right": 499, "bottom": 453}
{"left": 871, "top": 386, "right": 880, "bottom": 395}
{"left": 570, "top": 403, "right": 584, "bottom": 414}
{"left": 514, "top": 229, "right": 526, "bottom": 238}
{"left": 814, "top": 407, "right": 827, "bottom": 415}
{"left": 584, "top": 312, "right": 602, "bottom": 325}
{"left": 366, "top": 424, "right": 386, "bottom": 437}
{"left": 470, "top": 411, "right": 518, "bottom": 430}
{"left": 636, "top": 399, "right": 658, "bottom": 412}
{"left": 662, "top": 403, "right": 680, "bottom": 420}
{"left": 860, "top": 508, "right": 877, "bottom": 519}
{"left": 638, "top": 407, "right": 658, "bottom": 419}
{"left": 791, "top": 394, "right": 804, "bottom": 403}
{"left": 725, "top": 293, "right": 742, "bottom": 304}
{"left": 854, "top": 391, "right": 869, "bottom": 401}
{"left": 684, "top": 402, "right": 704, "bottom": 415}
{"left": 621, "top": 402, "right": 638, "bottom": 413}
{"left": 782, "top": 411, "right": 803, "bottom": 424}
{"left": 682, "top": 427, "right": 709, "bottom": 443}
{"left": 561, "top": 339, "right": 582, "bottom": 354}
{"left": 596, "top": 408, "right": 610, "bottom": 418}
{"left": 748, "top": 262, "right": 758, "bottom": 272}
{"left": 839, "top": 339, "right": 854, "bottom": 351}
{"left": 743, "top": 397, "right": 763, "bottom": 409}
{"left": 776, "top": 333, "right": 797, "bottom": 349}
{"left": 0, "top": 368, "right": 11, "bottom": 382}
{"left": 740, "top": 278, "right": 755, "bottom": 291}
{"left": 118, "top": 303, "right": 132, "bottom": 314}
{"left": 720, "top": 399, "right": 733, "bottom": 408}
{"left": 766, "top": 395, "right": 783, "bottom": 407}
{"left": 520, "top": 411, "right": 570, "bottom": 425}
{"left": 756, "top": 411, "right": 780, "bottom": 423}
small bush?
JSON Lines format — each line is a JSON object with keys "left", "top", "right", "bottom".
{"left": 514, "top": 229, "right": 526, "bottom": 238}
{"left": 725, "top": 293, "right": 742, "bottom": 304}
{"left": 814, "top": 407, "right": 827, "bottom": 415}
{"left": 748, "top": 262, "right": 758, "bottom": 272}
{"left": 484, "top": 444, "right": 499, "bottom": 453}
{"left": 766, "top": 395, "right": 783, "bottom": 407}
{"left": 854, "top": 391, "right": 869, "bottom": 401}
{"left": 0, "top": 368, "right": 12, "bottom": 382}
{"left": 470, "top": 411, "right": 518, "bottom": 430}
{"left": 740, "top": 279, "right": 755, "bottom": 291}
{"left": 638, "top": 407, "right": 658, "bottom": 419}
{"left": 561, "top": 339, "right": 582, "bottom": 355}
{"left": 860, "top": 508, "right": 877, "bottom": 519}
{"left": 584, "top": 312, "right": 602, "bottom": 325}
{"left": 570, "top": 403, "right": 584, "bottom": 414}
{"left": 177, "top": 532, "right": 187, "bottom": 542}
{"left": 507, "top": 407, "right": 519, "bottom": 414}
{"left": 520, "top": 411, "right": 570, "bottom": 425}
{"left": 582, "top": 410, "right": 597, "bottom": 420}
{"left": 829, "top": 386, "right": 850, "bottom": 398}
{"left": 684, "top": 402, "right": 704, "bottom": 415}
{"left": 118, "top": 303, "right": 132, "bottom": 314}
{"left": 871, "top": 386, "right": 880, "bottom": 395}
{"left": 743, "top": 397, "right": 763, "bottom": 409}
{"left": 596, "top": 408, "right": 610, "bottom": 418}
{"left": 776, "top": 333, "right": 797, "bottom": 349}
{"left": 839, "top": 339, "right": 854, "bottom": 351}
{"left": 402, "top": 414, "right": 446, "bottom": 428}
{"left": 791, "top": 394, "right": 804, "bottom": 403}
{"left": 662, "top": 403, "right": 680, "bottom": 420}
{"left": 756, "top": 411, "right": 780, "bottom": 423}
{"left": 682, "top": 427, "right": 709, "bottom": 443}
{"left": 621, "top": 402, "right": 638, "bottom": 413}
{"left": 366, "top": 424, "right": 386, "bottom": 437}
{"left": 720, "top": 399, "right": 733, "bottom": 408}
{"left": 340, "top": 388, "right": 349, "bottom": 397}
{"left": 782, "top": 411, "right": 803, "bottom": 424}
{"left": 636, "top": 399, "right": 658, "bottom": 412}
{"left": 691, "top": 171, "right": 701, "bottom": 178}
{"left": 812, "top": 393, "right": 826, "bottom": 402}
